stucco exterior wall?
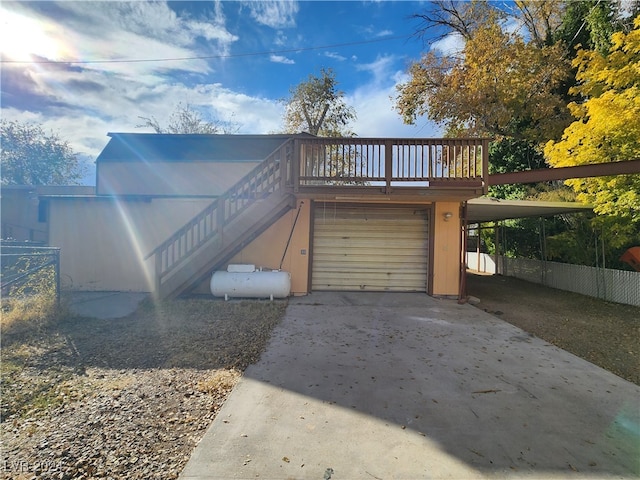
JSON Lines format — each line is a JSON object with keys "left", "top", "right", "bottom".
{"left": 192, "top": 200, "right": 311, "bottom": 295}
{"left": 97, "top": 162, "right": 259, "bottom": 196}
{"left": 195, "top": 199, "right": 462, "bottom": 297}
{"left": 49, "top": 195, "right": 462, "bottom": 297}
{"left": 431, "top": 201, "right": 462, "bottom": 296}
{"left": 49, "top": 197, "right": 212, "bottom": 291}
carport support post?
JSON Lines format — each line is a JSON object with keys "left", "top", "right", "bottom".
{"left": 476, "top": 224, "right": 481, "bottom": 272}
{"left": 539, "top": 217, "right": 546, "bottom": 285}
{"left": 481, "top": 139, "right": 490, "bottom": 194}
{"left": 458, "top": 202, "right": 468, "bottom": 303}
{"left": 494, "top": 221, "right": 499, "bottom": 274}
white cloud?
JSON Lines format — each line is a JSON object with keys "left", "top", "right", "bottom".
{"left": 0, "top": 0, "right": 247, "bottom": 162}
{"left": 61, "top": 1, "right": 238, "bottom": 52}
{"left": 430, "top": 32, "right": 465, "bottom": 57}
{"left": 270, "top": 54, "right": 295, "bottom": 64}
{"left": 323, "top": 51, "right": 347, "bottom": 61}
{"left": 356, "top": 55, "right": 397, "bottom": 86}
{"left": 208, "top": 90, "right": 284, "bottom": 134}
{"left": 242, "top": 1, "right": 299, "bottom": 28}
{"left": 273, "top": 30, "right": 288, "bottom": 47}
{"left": 2, "top": 78, "right": 285, "bottom": 153}
{"left": 347, "top": 65, "right": 442, "bottom": 139}
{"left": 376, "top": 29, "right": 394, "bottom": 37}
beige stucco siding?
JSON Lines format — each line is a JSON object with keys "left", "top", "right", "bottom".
{"left": 50, "top": 195, "right": 463, "bottom": 297}
{"left": 222, "top": 199, "right": 461, "bottom": 297}
{"left": 97, "top": 162, "right": 259, "bottom": 196}
{"left": 49, "top": 197, "right": 212, "bottom": 291}
{"left": 223, "top": 200, "right": 311, "bottom": 295}
{"left": 431, "top": 201, "right": 462, "bottom": 296}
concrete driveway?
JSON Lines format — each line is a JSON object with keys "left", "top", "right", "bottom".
{"left": 180, "top": 292, "right": 639, "bottom": 479}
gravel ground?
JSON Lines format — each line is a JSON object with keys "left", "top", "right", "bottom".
{"left": 1, "top": 298, "right": 286, "bottom": 480}
{"left": 466, "top": 272, "right": 640, "bottom": 386}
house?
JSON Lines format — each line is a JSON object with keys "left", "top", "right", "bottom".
{"left": 1, "top": 185, "right": 95, "bottom": 244}
{"left": 45, "top": 133, "right": 491, "bottom": 298}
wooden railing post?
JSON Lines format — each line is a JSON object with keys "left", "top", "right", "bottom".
{"left": 279, "top": 142, "right": 287, "bottom": 192}
{"left": 293, "top": 138, "right": 300, "bottom": 193}
{"left": 482, "top": 138, "right": 490, "bottom": 194}
{"left": 385, "top": 140, "right": 393, "bottom": 193}
{"left": 217, "top": 198, "right": 225, "bottom": 244}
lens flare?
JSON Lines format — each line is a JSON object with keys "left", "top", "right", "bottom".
{"left": 1, "top": 8, "right": 73, "bottom": 61}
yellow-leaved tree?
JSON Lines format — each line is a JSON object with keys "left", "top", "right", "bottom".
{"left": 545, "top": 16, "right": 640, "bottom": 222}
{"left": 396, "top": 19, "right": 571, "bottom": 143}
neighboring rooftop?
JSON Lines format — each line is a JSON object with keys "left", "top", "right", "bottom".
{"left": 96, "top": 133, "right": 313, "bottom": 163}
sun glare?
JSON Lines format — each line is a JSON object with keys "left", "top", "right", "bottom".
{"left": 0, "top": 8, "right": 70, "bottom": 61}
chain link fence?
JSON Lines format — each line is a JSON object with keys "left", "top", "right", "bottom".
{"left": 496, "top": 256, "right": 640, "bottom": 307}
{"left": 1, "top": 245, "right": 61, "bottom": 304}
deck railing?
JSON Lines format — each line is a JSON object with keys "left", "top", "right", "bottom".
{"left": 288, "top": 137, "right": 489, "bottom": 192}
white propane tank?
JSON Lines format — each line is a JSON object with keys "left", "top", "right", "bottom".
{"left": 210, "top": 267, "right": 291, "bottom": 300}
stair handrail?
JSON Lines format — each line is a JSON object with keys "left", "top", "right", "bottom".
{"left": 145, "top": 138, "right": 294, "bottom": 284}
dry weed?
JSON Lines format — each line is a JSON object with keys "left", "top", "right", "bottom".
{"left": 196, "top": 368, "right": 241, "bottom": 395}
{"left": 1, "top": 294, "right": 60, "bottom": 336}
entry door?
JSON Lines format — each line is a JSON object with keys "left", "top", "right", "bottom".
{"left": 312, "top": 204, "right": 429, "bottom": 291}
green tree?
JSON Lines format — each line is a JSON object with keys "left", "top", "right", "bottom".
{"left": 544, "top": 16, "right": 640, "bottom": 221}
{"left": 1, "top": 120, "right": 84, "bottom": 185}
{"left": 137, "top": 103, "right": 239, "bottom": 134}
{"left": 553, "top": 0, "right": 632, "bottom": 54}
{"left": 282, "top": 68, "right": 356, "bottom": 137}
{"left": 488, "top": 138, "right": 549, "bottom": 199}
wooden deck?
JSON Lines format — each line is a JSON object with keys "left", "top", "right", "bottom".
{"left": 281, "top": 137, "right": 489, "bottom": 199}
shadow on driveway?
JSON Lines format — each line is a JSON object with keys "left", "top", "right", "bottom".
{"left": 181, "top": 292, "right": 639, "bottom": 479}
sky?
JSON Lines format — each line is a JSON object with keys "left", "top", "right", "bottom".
{"left": 0, "top": 1, "right": 452, "bottom": 183}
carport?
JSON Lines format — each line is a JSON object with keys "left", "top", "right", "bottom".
{"left": 466, "top": 197, "right": 593, "bottom": 224}
{"left": 461, "top": 197, "right": 593, "bottom": 297}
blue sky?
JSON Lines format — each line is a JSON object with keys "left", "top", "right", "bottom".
{"left": 1, "top": 1, "right": 451, "bottom": 181}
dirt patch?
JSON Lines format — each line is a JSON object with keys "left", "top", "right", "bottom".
{"left": 1, "top": 298, "right": 287, "bottom": 479}
{"left": 466, "top": 272, "right": 640, "bottom": 385}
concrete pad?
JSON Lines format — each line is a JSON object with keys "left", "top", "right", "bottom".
{"left": 67, "top": 291, "right": 148, "bottom": 319}
{"left": 180, "top": 292, "right": 640, "bottom": 479}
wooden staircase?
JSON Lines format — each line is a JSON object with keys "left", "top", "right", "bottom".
{"left": 145, "top": 139, "right": 295, "bottom": 299}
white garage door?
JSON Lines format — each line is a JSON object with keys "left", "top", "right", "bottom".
{"left": 312, "top": 204, "right": 429, "bottom": 292}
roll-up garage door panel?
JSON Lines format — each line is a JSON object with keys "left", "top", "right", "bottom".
{"left": 313, "top": 205, "right": 429, "bottom": 291}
